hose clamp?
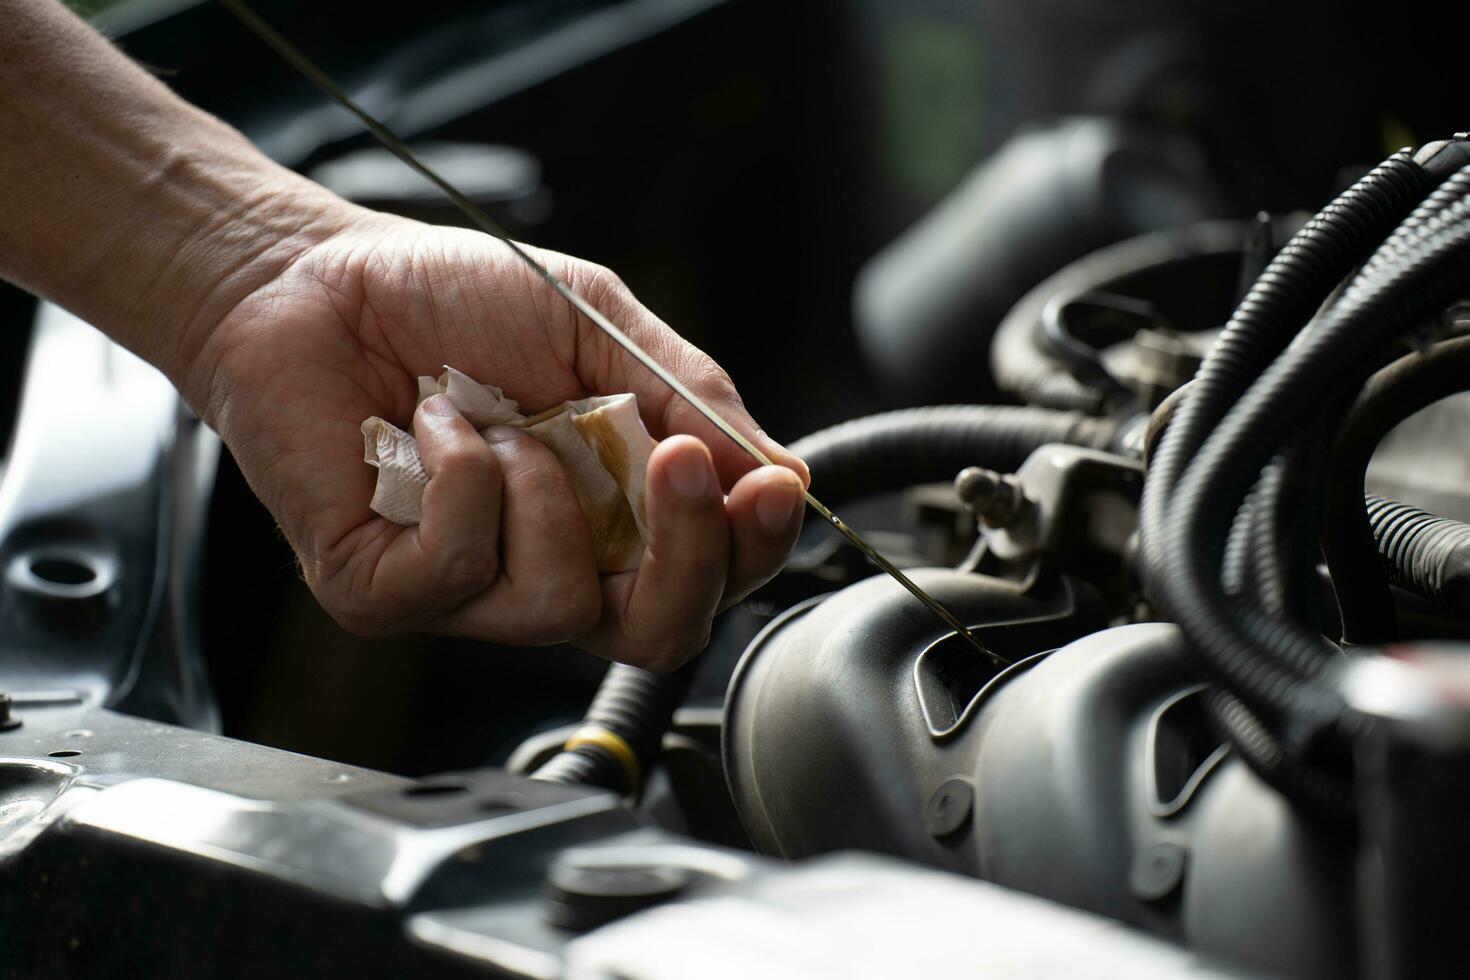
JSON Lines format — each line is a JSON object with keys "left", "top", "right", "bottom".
{"left": 564, "top": 725, "right": 640, "bottom": 791}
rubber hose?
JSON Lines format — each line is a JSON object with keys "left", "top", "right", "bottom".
{"left": 1152, "top": 160, "right": 1464, "bottom": 678}
{"left": 1222, "top": 468, "right": 1344, "bottom": 666}
{"left": 1207, "top": 688, "right": 1355, "bottom": 818}
{"left": 992, "top": 221, "right": 1248, "bottom": 412}
{"left": 533, "top": 663, "right": 696, "bottom": 795}
{"left": 1147, "top": 147, "right": 1460, "bottom": 813}
{"left": 790, "top": 405, "right": 1116, "bottom": 506}
{"left": 1222, "top": 446, "right": 1320, "bottom": 619}
{"left": 1140, "top": 152, "right": 1431, "bottom": 592}
{"left": 1162, "top": 169, "right": 1470, "bottom": 723}
{"left": 1142, "top": 380, "right": 1191, "bottom": 467}
{"left": 1023, "top": 373, "right": 1112, "bottom": 415}
{"left": 1244, "top": 415, "right": 1346, "bottom": 630}
{"left": 1365, "top": 496, "right": 1470, "bottom": 611}
{"left": 1322, "top": 335, "right": 1470, "bottom": 643}
{"left": 1158, "top": 182, "right": 1470, "bottom": 812}
{"left": 1220, "top": 478, "right": 1262, "bottom": 600}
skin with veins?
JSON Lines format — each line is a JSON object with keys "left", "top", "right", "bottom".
{"left": 0, "top": 0, "right": 810, "bottom": 671}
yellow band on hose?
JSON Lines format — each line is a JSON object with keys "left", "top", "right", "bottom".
{"left": 564, "top": 726, "right": 640, "bottom": 790}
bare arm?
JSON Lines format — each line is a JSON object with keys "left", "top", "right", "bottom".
{"left": 0, "top": 1, "right": 807, "bottom": 668}
{"left": 0, "top": 0, "right": 344, "bottom": 397}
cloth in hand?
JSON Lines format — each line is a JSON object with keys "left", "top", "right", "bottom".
{"left": 361, "top": 367, "right": 654, "bottom": 572}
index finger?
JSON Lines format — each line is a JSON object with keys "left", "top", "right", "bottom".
{"left": 538, "top": 250, "right": 810, "bottom": 491}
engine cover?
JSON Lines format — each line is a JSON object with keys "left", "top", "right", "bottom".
{"left": 724, "top": 570, "right": 1355, "bottom": 978}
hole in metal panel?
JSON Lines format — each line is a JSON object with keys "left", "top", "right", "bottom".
{"left": 30, "top": 558, "right": 96, "bottom": 586}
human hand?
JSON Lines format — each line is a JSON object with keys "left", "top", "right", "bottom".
{"left": 181, "top": 208, "right": 808, "bottom": 671}
{"left": 0, "top": 0, "right": 805, "bottom": 670}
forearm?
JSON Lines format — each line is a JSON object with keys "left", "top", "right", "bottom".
{"left": 0, "top": 0, "right": 349, "bottom": 387}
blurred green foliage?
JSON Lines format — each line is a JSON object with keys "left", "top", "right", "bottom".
{"left": 880, "top": 20, "right": 988, "bottom": 201}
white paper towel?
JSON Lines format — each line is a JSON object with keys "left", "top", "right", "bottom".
{"left": 362, "top": 367, "right": 655, "bottom": 572}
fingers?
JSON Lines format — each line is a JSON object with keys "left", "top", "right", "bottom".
{"left": 578, "top": 442, "right": 805, "bottom": 671}
{"left": 350, "top": 396, "right": 600, "bottom": 643}
{"left": 362, "top": 394, "right": 505, "bottom": 628}
{"left": 719, "top": 465, "right": 806, "bottom": 610}
{"left": 432, "top": 425, "right": 602, "bottom": 645}
{"left": 580, "top": 435, "right": 730, "bottom": 671}
{"left": 342, "top": 399, "right": 800, "bottom": 663}
{"left": 655, "top": 354, "right": 811, "bottom": 492}
{"left": 556, "top": 257, "right": 810, "bottom": 491}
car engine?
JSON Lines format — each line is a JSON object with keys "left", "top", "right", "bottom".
{"left": 3, "top": 2, "right": 1469, "bottom": 978}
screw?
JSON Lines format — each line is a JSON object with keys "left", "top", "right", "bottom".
{"left": 954, "top": 467, "right": 1031, "bottom": 529}
{"left": 924, "top": 777, "right": 975, "bottom": 838}
{"left": 0, "top": 691, "right": 20, "bottom": 732}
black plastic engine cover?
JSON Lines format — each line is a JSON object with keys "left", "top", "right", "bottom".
{"left": 724, "top": 568, "right": 1101, "bottom": 859}
{"left": 724, "top": 571, "right": 1355, "bottom": 978}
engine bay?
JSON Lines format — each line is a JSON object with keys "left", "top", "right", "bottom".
{"left": 4, "top": 2, "right": 1470, "bottom": 977}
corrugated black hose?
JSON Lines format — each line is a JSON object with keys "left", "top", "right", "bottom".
{"left": 1140, "top": 150, "right": 1433, "bottom": 598}
{"left": 1137, "top": 150, "right": 1432, "bottom": 767}
{"left": 534, "top": 663, "right": 697, "bottom": 795}
{"left": 1365, "top": 496, "right": 1470, "bottom": 611}
{"left": 1322, "top": 335, "right": 1470, "bottom": 643}
{"left": 1213, "top": 432, "right": 1357, "bottom": 817}
{"left": 1162, "top": 168, "right": 1470, "bottom": 714}
{"left": 1157, "top": 168, "right": 1470, "bottom": 812}
{"left": 1224, "top": 429, "right": 1338, "bottom": 627}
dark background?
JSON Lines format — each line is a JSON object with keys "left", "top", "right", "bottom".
{"left": 3, "top": 0, "right": 1464, "bottom": 774}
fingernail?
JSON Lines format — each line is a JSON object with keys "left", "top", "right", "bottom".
{"left": 667, "top": 446, "right": 712, "bottom": 499}
{"left": 756, "top": 476, "right": 801, "bottom": 534}
{"left": 421, "top": 393, "right": 460, "bottom": 417}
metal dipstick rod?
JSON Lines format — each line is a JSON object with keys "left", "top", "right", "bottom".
{"left": 219, "top": 0, "right": 1005, "bottom": 667}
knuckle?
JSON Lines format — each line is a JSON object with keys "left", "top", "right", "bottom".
{"left": 683, "top": 351, "right": 737, "bottom": 399}
{"left": 311, "top": 568, "right": 399, "bottom": 638}
{"left": 502, "top": 450, "right": 566, "bottom": 496}
{"left": 577, "top": 263, "right": 655, "bottom": 337}
{"left": 581, "top": 262, "right": 627, "bottom": 300}
{"left": 661, "top": 351, "right": 743, "bottom": 435}
{"left": 435, "top": 546, "right": 500, "bottom": 592}
{"left": 433, "top": 443, "right": 497, "bottom": 483}
{"left": 524, "top": 577, "right": 601, "bottom": 642}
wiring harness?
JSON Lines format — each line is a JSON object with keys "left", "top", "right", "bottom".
{"left": 1140, "top": 138, "right": 1470, "bottom": 814}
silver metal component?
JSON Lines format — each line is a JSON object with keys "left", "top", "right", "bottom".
{"left": 954, "top": 466, "right": 1031, "bottom": 530}
{"left": 1339, "top": 647, "right": 1470, "bottom": 749}
{"left": 0, "top": 692, "right": 20, "bottom": 732}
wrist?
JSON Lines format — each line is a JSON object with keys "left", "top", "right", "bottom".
{"left": 140, "top": 142, "right": 358, "bottom": 404}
